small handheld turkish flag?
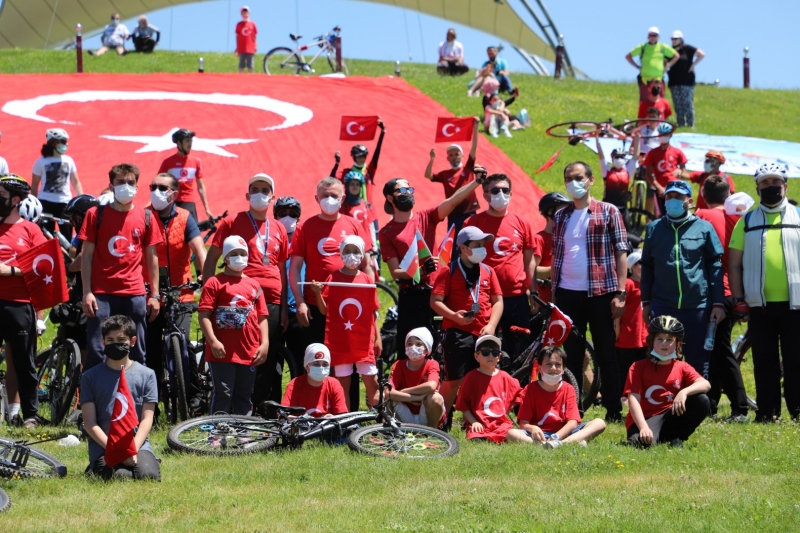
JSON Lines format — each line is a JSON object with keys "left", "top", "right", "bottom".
{"left": 437, "top": 224, "right": 456, "bottom": 265}
{"left": 16, "top": 238, "right": 69, "bottom": 311}
{"left": 543, "top": 306, "right": 573, "bottom": 347}
{"left": 339, "top": 116, "right": 379, "bottom": 141}
{"left": 435, "top": 117, "right": 475, "bottom": 143}
{"left": 104, "top": 366, "right": 140, "bottom": 468}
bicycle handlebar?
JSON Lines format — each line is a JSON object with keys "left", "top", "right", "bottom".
{"left": 197, "top": 210, "right": 228, "bottom": 232}
{"left": 39, "top": 213, "right": 70, "bottom": 225}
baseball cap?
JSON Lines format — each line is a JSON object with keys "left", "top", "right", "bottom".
{"left": 248, "top": 173, "right": 274, "bottom": 191}
{"left": 382, "top": 177, "right": 410, "bottom": 214}
{"left": 628, "top": 251, "right": 642, "bottom": 269}
{"left": 671, "top": 30, "right": 684, "bottom": 39}
{"left": 456, "top": 226, "right": 494, "bottom": 246}
{"left": 222, "top": 235, "right": 248, "bottom": 258}
{"left": 648, "top": 26, "right": 660, "bottom": 35}
{"left": 406, "top": 327, "right": 433, "bottom": 353}
{"left": 705, "top": 150, "right": 726, "bottom": 164}
{"left": 304, "top": 343, "right": 331, "bottom": 366}
{"left": 339, "top": 234, "right": 365, "bottom": 255}
{"left": 664, "top": 180, "right": 692, "bottom": 197}
{"left": 445, "top": 144, "right": 463, "bottom": 154}
{"left": 475, "top": 335, "right": 502, "bottom": 351}
{"left": 241, "top": 5, "right": 250, "bottom": 11}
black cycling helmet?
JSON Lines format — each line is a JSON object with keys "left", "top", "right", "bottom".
{"left": 538, "top": 191, "right": 572, "bottom": 215}
{"left": 0, "top": 173, "right": 32, "bottom": 199}
{"left": 172, "top": 129, "right": 195, "bottom": 144}
{"left": 273, "top": 196, "right": 301, "bottom": 218}
{"left": 648, "top": 315, "right": 685, "bottom": 340}
{"left": 65, "top": 194, "right": 100, "bottom": 229}
{"left": 610, "top": 149, "right": 625, "bottom": 158}
{"left": 350, "top": 144, "right": 369, "bottom": 158}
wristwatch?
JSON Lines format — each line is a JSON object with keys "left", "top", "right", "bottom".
{"left": 613, "top": 290, "right": 627, "bottom": 299}
{"left": 150, "top": 294, "right": 162, "bottom": 302}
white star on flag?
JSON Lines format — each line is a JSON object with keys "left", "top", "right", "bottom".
{"left": 359, "top": 125, "right": 365, "bottom": 131}
{"left": 128, "top": 244, "right": 136, "bottom": 252}
{"left": 455, "top": 127, "right": 461, "bottom": 132}
{"left": 100, "top": 128, "right": 257, "bottom": 158}
{"left": 344, "top": 321, "right": 354, "bottom": 330}
{"left": 44, "top": 275, "right": 53, "bottom": 284}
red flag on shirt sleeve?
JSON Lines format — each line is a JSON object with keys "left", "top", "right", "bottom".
{"left": 16, "top": 238, "right": 69, "bottom": 311}
{"left": 435, "top": 117, "right": 475, "bottom": 142}
{"left": 543, "top": 305, "right": 573, "bottom": 347}
{"left": 104, "top": 366, "right": 140, "bottom": 468}
{"left": 340, "top": 116, "right": 379, "bottom": 141}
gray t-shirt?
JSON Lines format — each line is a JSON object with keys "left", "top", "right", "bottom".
{"left": 80, "top": 361, "right": 158, "bottom": 463}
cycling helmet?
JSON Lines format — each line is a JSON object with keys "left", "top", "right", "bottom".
{"left": 64, "top": 194, "right": 100, "bottom": 229}
{"left": 0, "top": 174, "right": 32, "bottom": 198}
{"left": 273, "top": 196, "right": 301, "bottom": 218}
{"left": 344, "top": 170, "right": 365, "bottom": 184}
{"left": 45, "top": 128, "right": 69, "bottom": 143}
{"left": 538, "top": 191, "right": 572, "bottom": 215}
{"left": 648, "top": 315, "right": 685, "bottom": 340}
{"left": 350, "top": 144, "right": 369, "bottom": 158}
{"left": 656, "top": 122, "right": 672, "bottom": 135}
{"left": 18, "top": 194, "right": 42, "bottom": 223}
{"left": 754, "top": 162, "right": 788, "bottom": 183}
{"left": 171, "top": 129, "right": 195, "bottom": 144}
{"left": 610, "top": 149, "right": 625, "bottom": 158}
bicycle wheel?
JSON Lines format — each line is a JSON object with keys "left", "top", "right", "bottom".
{"left": 160, "top": 348, "right": 177, "bottom": 425}
{"left": 36, "top": 340, "right": 80, "bottom": 426}
{"left": 348, "top": 423, "right": 459, "bottom": 459}
{"left": 545, "top": 121, "right": 600, "bottom": 139}
{"left": 169, "top": 335, "right": 189, "bottom": 423}
{"left": 581, "top": 340, "right": 601, "bottom": 413}
{"left": 0, "top": 487, "right": 9, "bottom": 513}
{"left": 376, "top": 282, "right": 399, "bottom": 306}
{"left": 562, "top": 368, "right": 582, "bottom": 415}
{"left": 167, "top": 415, "right": 279, "bottom": 455}
{"left": 264, "top": 47, "right": 307, "bottom": 75}
{"left": 0, "top": 437, "right": 67, "bottom": 478}
{"left": 620, "top": 119, "right": 676, "bottom": 138}
{"left": 628, "top": 207, "right": 656, "bottom": 235}
{"left": 732, "top": 331, "right": 758, "bottom": 411}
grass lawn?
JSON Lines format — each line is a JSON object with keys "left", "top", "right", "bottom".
{"left": 1, "top": 50, "right": 799, "bottom": 531}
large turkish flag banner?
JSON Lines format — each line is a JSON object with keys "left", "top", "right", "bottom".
{"left": 0, "top": 74, "right": 544, "bottom": 248}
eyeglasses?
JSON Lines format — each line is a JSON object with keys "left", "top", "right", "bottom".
{"left": 393, "top": 187, "right": 415, "bottom": 195}
{"left": 149, "top": 184, "right": 174, "bottom": 192}
{"left": 478, "top": 349, "right": 501, "bottom": 357}
{"left": 490, "top": 187, "right": 510, "bottom": 195}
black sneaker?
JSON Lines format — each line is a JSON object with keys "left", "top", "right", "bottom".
{"left": 669, "top": 438, "right": 683, "bottom": 448}
{"left": 605, "top": 413, "right": 622, "bottom": 424}
{"left": 724, "top": 414, "right": 749, "bottom": 424}
{"left": 8, "top": 414, "right": 23, "bottom": 427}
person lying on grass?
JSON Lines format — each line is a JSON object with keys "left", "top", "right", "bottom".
{"left": 625, "top": 315, "right": 711, "bottom": 448}
{"left": 455, "top": 335, "right": 522, "bottom": 443}
{"left": 281, "top": 343, "right": 348, "bottom": 417}
{"left": 507, "top": 346, "right": 606, "bottom": 448}
{"left": 386, "top": 327, "right": 446, "bottom": 428}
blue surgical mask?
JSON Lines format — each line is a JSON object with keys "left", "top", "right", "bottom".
{"left": 307, "top": 365, "right": 330, "bottom": 381}
{"left": 56, "top": 144, "right": 68, "bottom": 155}
{"left": 651, "top": 349, "right": 677, "bottom": 362}
{"left": 565, "top": 179, "right": 589, "bottom": 200}
{"left": 665, "top": 198, "right": 687, "bottom": 218}
{"left": 703, "top": 162, "right": 715, "bottom": 173}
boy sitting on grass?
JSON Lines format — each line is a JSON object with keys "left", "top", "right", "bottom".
{"left": 80, "top": 315, "right": 160, "bottom": 481}
{"left": 456, "top": 335, "right": 522, "bottom": 443}
{"left": 282, "top": 343, "right": 348, "bottom": 417}
{"left": 507, "top": 346, "right": 606, "bottom": 448}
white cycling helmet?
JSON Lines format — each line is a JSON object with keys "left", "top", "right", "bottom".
{"left": 18, "top": 194, "right": 43, "bottom": 223}
{"left": 754, "top": 162, "right": 788, "bottom": 183}
{"left": 97, "top": 191, "right": 114, "bottom": 206}
{"left": 46, "top": 128, "right": 69, "bottom": 143}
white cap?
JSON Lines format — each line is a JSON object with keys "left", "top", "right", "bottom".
{"left": 628, "top": 251, "right": 642, "bottom": 269}
{"left": 445, "top": 144, "right": 463, "bottom": 154}
{"left": 222, "top": 235, "right": 248, "bottom": 259}
{"left": 248, "top": 173, "right": 274, "bottom": 191}
{"left": 457, "top": 226, "right": 494, "bottom": 246}
{"left": 241, "top": 5, "right": 250, "bottom": 11}
{"left": 339, "top": 234, "right": 365, "bottom": 255}
{"left": 475, "top": 334, "right": 502, "bottom": 351}
{"left": 671, "top": 30, "right": 684, "bottom": 39}
{"left": 304, "top": 343, "right": 331, "bottom": 366}
{"left": 648, "top": 26, "right": 660, "bottom": 35}
{"left": 724, "top": 192, "right": 755, "bottom": 216}
{"left": 406, "top": 327, "right": 433, "bottom": 353}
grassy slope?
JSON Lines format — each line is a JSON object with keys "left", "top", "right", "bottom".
{"left": 1, "top": 50, "right": 800, "bottom": 532}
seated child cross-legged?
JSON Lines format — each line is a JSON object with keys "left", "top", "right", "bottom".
{"left": 625, "top": 315, "right": 711, "bottom": 448}
{"left": 281, "top": 343, "right": 348, "bottom": 417}
{"left": 507, "top": 346, "right": 606, "bottom": 448}
{"left": 387, "top": 327, "right": 446, "bottom": 427}
{"left": 456, "top": 335, "right": 522, "bottom": 443}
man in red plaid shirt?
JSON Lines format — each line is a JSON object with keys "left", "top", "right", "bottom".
{"left": 552, "top": 161, "right": 628, "bottom": 423}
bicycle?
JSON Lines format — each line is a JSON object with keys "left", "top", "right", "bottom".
{"left": 35, "top": 301, "right": 82, "bottom": 426}
{"left": 545, "top": 119, "right": 628, "bottom": 146}
{"left": 167, "top": 359, "right": 458, "bottom": 459}
{"left": 0, "top": 433, "right": 67, "bottom": 478}
{"left": 193, "top": 211, "right": 228, "bottom": 263}
{"left": 263, "top": 26, "right": 349, "bottom": 76}
{"left": 0, "top": 487, "right": 8, "bottom": 513}
{"left": 37, "top": 214, "right": 73, "bottom": 264}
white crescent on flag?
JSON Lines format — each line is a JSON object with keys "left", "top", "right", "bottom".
{"left": 547, "top": 320, "right": 567, "bottom": 340}
{"left": 317, "top": 237, "right": 337, "bottom": 257}
{"left": 338, "top": 298, "right": 363, "bottom": 320}
{"left": 111, "top": 392, "right": 130, "bottom": 422}
{"left": 32, "top": 254, "right": 54, "bottom": 276}
{"left": 442, "top": 123, "right": 455, "bottom": 137}
{"left": 108, "top": 236, "right": 129, "bottom": 258}
{"left": 483, "top": 396, "right": 504, "bottom": 418}
{"left": 493, "top": 236, "right": 510, "bottom": 257}
{"left": 345, "top": 121, "right": 360, "bottom": 136}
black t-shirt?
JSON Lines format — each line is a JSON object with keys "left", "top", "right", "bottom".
{"left": 668, "top": 44, "right": 698, "bottom": 87}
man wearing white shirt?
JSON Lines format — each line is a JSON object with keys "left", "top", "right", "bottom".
{"left": 437, "top": 28, "right": 469, "bottom": 76}
{"left": 91, "top": 13, "right": 130, "bottom": 56}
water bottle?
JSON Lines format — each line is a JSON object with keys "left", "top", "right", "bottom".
{"left": 395, "top": 61, "right": 401, "bottom": 77}
{"left": 198, "top": 57, "right": 204, "bottom": 73}
{"left": 703, "top": 317, "right": 717, "bottom": 351}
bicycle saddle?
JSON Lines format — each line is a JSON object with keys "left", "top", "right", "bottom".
{"left": 289, "top": 33, "right": 302, "bottom": 41}
{"left": 261, "top": 400, "right": 305, "bottom": 418}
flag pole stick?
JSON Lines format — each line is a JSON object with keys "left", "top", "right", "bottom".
{"left": 297, "top": 281, "right": 376, "bottom": 288}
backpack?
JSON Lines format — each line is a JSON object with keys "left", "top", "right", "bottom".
{"left": 95, "top": 204, "right": 151, "bottom": 231}
{"left": 743, "top": 209, "right": 800, "bottom": 233}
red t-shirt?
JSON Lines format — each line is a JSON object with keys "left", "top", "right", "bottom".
{"left": 0, "top": 221, "right": 47, "bottom": 303}
{"left": 339, "top": 201, "right": 374, "bottom": 241}
{"left": 465, "top": 211, "right": 538, "bottom": 297}
{"left": 78, "top": 206, "right": 163, "bottom": 296}
{"left": 321, "top": 270, "right": 379, "bottom": 366}
{"left": 689, "top": 172, "right": 736, "bottom": 210}
{"left": 644, "top": 145, "right": 688, "bottom": 188}
{"left": 455, "top": 369, "right": 522, "bottom": 443}
{"left": 517, "top": 381, "right": 581, "bottom": 433}
{"left": 637, "top": 97, "right": 672, "bottom": 120}
{"left": 281, "top": 376, "right": 348, "bottom": 416}
{"left": 604, "top": 168, "right": 630, "bottom": 201}
{"left": 198, "top": 273, "right": 268, "bottom": 365}
{"left": 292, "top": 215, "right": 372, "bottom": 305}
{"left": 616, "top": 278, "right": 647, "bottom": 348}
{"left": 378, "top": 207, "right": 441, "bottom": 285}
{"left": 533, "top": 230, "right": 553, "bottom": 303}
{"left": 431, "top": 155, "right": 478, "bottom": 216}
{"left": 623, "top": 359, "right": 703, "bottom": 429}
{"left": 211, "top": 212, "right": 289, "bottom": 304}
{"left": 431, "top": 261, "right": 502, "bottom": 336}
{"left": 158, "top": 153, "right": 204, "bottom": 203}
{"left": 389, "top": 359, "right": 441, "bottom": 415}
{"left": 696, "top": 208, "right": 739, "bottom": 296}
{"left": 235, "top": 21, "right": 257, "bottom": 54}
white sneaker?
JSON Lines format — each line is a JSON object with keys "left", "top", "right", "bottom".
{"left": 578, "top": 440, "right": 588, "bottom": 448}
{"left": 543, "top": 439, "right": 561, "bottom": 449}
{"left": 503, "top": 128, "right": 513, "bottom": 138}
{"left": 490, "top": 131, "right": 499, "bottom": 138}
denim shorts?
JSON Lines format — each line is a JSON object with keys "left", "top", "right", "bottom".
{"left": 523, "top": 422, "right": 586, "bottom": 439}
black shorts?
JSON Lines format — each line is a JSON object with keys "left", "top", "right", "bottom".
{"left": 442, "top": 328, "right": 478, "bottom": 381}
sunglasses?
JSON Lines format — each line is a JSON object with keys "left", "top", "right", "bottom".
{"left": 490, "top": 187, "right": 510, "bottom": 195}
{"left": 478, "top": 349, "right": 501, "bottom": 357}
{"left": 149, "top": 184, "right": 174, "bottom": 192}
{"left": 393, "top": 187, "right": 415, "bottom": 195}
{"left": 275, "top": 211, "right": 299, "bottom": 219}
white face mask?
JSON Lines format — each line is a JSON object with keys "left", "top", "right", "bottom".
{"left": 612, "top": 159, "right": 625, "bottom": 170}
{"left": 320, "top": 196, "right": 341, "bottom": 215}
{"left": 490, "top": 192, "right": 510, "bottom": 210}
{"left": 150, "top": 189, "right": 171, "bottom": 211}
{"left": 565, "top": 179, "right": 589, "bottom": 200}
{"left": 226, "top": 255, "right": 248, "bottom": 272}
{"left": 114, "top": 184, "right": 137, "bottom": 205}
{"left": 703, "top": 162, "right": 715, "bottom": 173}
{"left": 278, "top": 216, "right": 297, "bottom": 234}
{"left": 650, "top": 349, "right": 677, "bottom": 362}
{"left": 540, "top": 372, "right": 562, "bottom": 385}
{"left": 405, "top": 345, "right": 427, "bottom": 361}
{"left": 469, "top": 246, "right": 487, "bottom": 263}
{"left": 307, "top": 365, "right": 330, "bottom": 381}
{"left": 249, "top": 193, "right": 271, "bottom": 212}
{"left": 343, "top": 253, "right": 363, "bottom": 270}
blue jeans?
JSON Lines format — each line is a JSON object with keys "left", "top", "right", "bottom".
{"left": 85, "top": 294, "right": 148, "bottom": 369}
{"left": 496, "top": 74, "right": 514, "bottom": 93}
{"left": 649, "top": 302, "right": 710, "bottom": 379}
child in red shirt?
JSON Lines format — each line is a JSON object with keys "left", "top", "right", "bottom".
{"left": 533, "top": 193, "right": 572, "bottom": 304}
{"left": 615, "top": 251, "right": 648, "bottom": 390}
{"left": 508, "top": 346, "right": 606, "bottom": 448}
{"left": 624, "top": 315, "right": 711, "bottom": 447}
{"left": 387, "top": 327, "right": 445, "bottom": 428}
{"left": 282, "top": 343, "right": 348, "bottom": 417}
{"left": 199, "top": 235, "right": 269, "bottom": 415}
{"left": 456, "top": 335, "right": 521, "bottom": 443}
{"left": 235, "top": 6, "right": 257, "bottom": 73}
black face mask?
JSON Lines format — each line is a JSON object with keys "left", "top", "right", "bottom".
{"left": 651, "top": 86, "right": 661, "bottom": 96}
{"left": 760, "top": 185, "right": 784, "bottom": 206}
{"left": 104, "top": 342, "right": 131, "bottom": 361}
{"left": 345, "top": 190, "right": 361, "bottom": 206}
{"left": 394, "top": 194, "right": 415, "bottom": 212}
{"left": 0, "top": 196, "right": 14, "bottom": 217}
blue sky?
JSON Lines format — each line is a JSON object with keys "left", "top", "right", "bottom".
{"left": 84, "top": 0, "right": 796, "bottom": 89}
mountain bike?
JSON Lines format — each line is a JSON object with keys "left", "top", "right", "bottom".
{"left": 0, "top": 433, "right": 67, "bottom": 478}
{"left": 37, "top": 214, "right": 73, "bottom": 264}
{"left": 0, "top": 487, "right": 9, "bottom": 512}
{"left": 193, "top": 211, "right": 227, "bottom": 263}
{"left": 36, "top": 301, "right": 82, "bottom": 426}
{"left": 263, "top": 26, "right": 349, "bottom": 75}
{"left": 545, "top": 119, "right": 628, "bottom": 146}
